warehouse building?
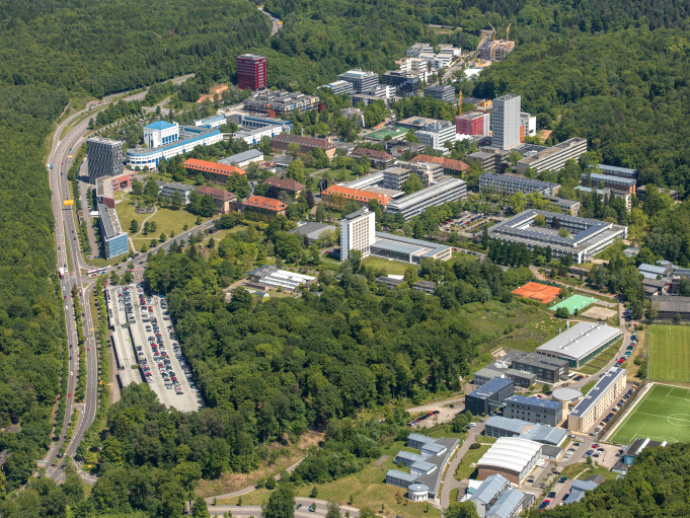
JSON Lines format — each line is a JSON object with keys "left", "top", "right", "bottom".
{"left": 502, "top": 395, "right": 564, "bottom": 426}
{"left": 568, "top": 366, "right": 627, "bottom": 432}
{"left": 488, "top": 210, "right": 628, "bottom": 264}
{"left": 477, "top": 437, "right": 542, "bottom": 485}
{"left": 465, "top": 378, "right": 515, "bottom": 416}
{"left": 536, "top": 321, "right": 622, "bottom": 368}
{"left": 247, "top": 265, "right": 315, "bottom": 291}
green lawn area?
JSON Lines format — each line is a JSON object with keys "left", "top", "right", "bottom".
{"left": 609, "top": 384, "right": 690, "bottom": 445}
{"left": 578, "top": 343, "right": 621, "bottom": 375}
{"left": 648, "top": 325, "right": 690, "bottom": 382}
{"left": 114, "top": 192, "right": 211, "bottom": 252}
{"left": 218, "top": 441, "right": 442, "bottom": 518}
{"left": 314, "top": 168, "right": 359, "bottom": 183}
{"left": 454, "top": 444, "right": 489, "bottom": 482}
{"left": 363, "top": 256, "right": 411, "bottom": 276}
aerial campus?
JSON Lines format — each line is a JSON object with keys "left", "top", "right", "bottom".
{"left": 9, "top": 12, "right": 690, "bottom": 518}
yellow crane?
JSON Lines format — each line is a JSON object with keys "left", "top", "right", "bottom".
{"left": 489, "top": 23, "right": 496, "bottom": 40}
{"left": 506, "top": 23, "right": 512, "bottom": 40}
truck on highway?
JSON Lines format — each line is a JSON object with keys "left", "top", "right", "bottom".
{"left": 59, "top": 267, "right": 65, "bottom": 279}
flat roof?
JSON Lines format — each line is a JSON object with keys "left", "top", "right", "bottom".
{"left": 585, "top": 172, "right": 636, "bottom": 186}
{"left": 520, "top": 424, "right": 567, "bottom": 446}
{"left": 505, "top": 395, "right": 562, "bottom": 411}
{"left": 387, "top": 177, "right": 465, "bottom": 210}
{"left": 468, "top": 378, "right": 513, "bottom": 400}
{"left": 570, "top": 366, "right": 627, "bottom": 417}
{"left": 145, "top": 120, "right": 177, "bottom": 131}
{"left": 386, "top": 469, "right": 418, "bottom": 483}
{"left": 477, "top": 438, "right": 542, "bottom": 475}
{"left": 537, "top": 322, "right": 621, "bottom": 361}
{"left": 481, "top": 173, "right": 559, "bottom": 192}
{"left": 98, "top": 203, "right": 125, "bottom": 239}
{"left": 374, "top": 232, "right": 452, "bottom": 259}
{"left": 488, "top": 488, "right": 525, "bottom": 518}
{"left": 127, "top": 127, "right": 220, "bottom": 157}
{"left": 219, "top": 149, "right": 264, "bottom": 165}
{"left": 486, "top": 416, "right": 533, "bottom": 434}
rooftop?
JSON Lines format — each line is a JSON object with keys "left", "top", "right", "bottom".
{"left": 127, "top": 127, "right": 221, "bottom": 157}
{"left": 243, "top": 195, "right": 287, "bottom": 212}
{"left": 387, "top": 177, "right": 466, "bottom": 210}
{"left": 184, "top": 158, "right": 247, "bottom": 176}
{"left": 570, "top": 366, "right": 627, "bottom": 417}
{"left": 145, "top": 120, "right": 177, "bottom": 131}
{"left": 537, "top": 322, "right": 621, "bottom": 361}
{"left": 486, "top": 416, "right": 533, "bottom": 434}
{"left": 477, "top": 437, "right": 542, "bottom": 475}
{"left": 352, "top": 147, "right": 395, "bottom": 161}
{"left": 488, "top": 488, "right": 525, "bottom": 518}
{"left": 520, "top": 424, "right": 567, "bottom": 446}
{"left": 98, "top": 203, "right": 125, "bottom": 239}
{"left": 374, "top": 232, "right": 452, "bottom": 260}
{"left": 322, "top": 185, "right": 390, "bottom": 206}
{"left": 471, "top": 474, "right": 509, "bottom": 505}
{"left": 411, "top": 154, "right": 469, "bottom": 172}
{"left": 516, "top": 138, "right": 587, "bottom": 167}
{"left": 585, "top": 172, "right": 637, "bottom": 186}
{"left": 219, "top": 149, "right": 264, "bottom": 165}
{"left": 505, "top": 395, "right": 562, "bottom": 411}
{"left": 157, "top": 181, "right": 194, "bottom": 193}
{"left": 196, "top": 185, "right": 236, "bottom": 201}
{"left": 468, "top": 377, "right": 514, "bottom": 400}
{"left": 480, "top": 173, "right": 559, "bottom": 191}
{"left": 265, "top": 176, "right": 305, "bottom": 191}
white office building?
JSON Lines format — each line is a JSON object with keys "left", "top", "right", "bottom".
{"left": 492, "top": 94, "right": 521, "bottom": 150}
{"left": 340, "top": 208, "right": 376, "bottom": 261}
{"left": 144, "top": 120, "right": 179, "bottom": 149}
{"left": 233, "top": 125, "right": 284, "bottom": 145}
{"left": 386, "top": 177, "right": 467, "bottom": 221}
{"left": 415, "top": 120, "right": 456, "bottom": 151}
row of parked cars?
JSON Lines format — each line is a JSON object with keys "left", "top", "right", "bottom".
{"left": 408, "top": 410, "right": 440, "bottom": 427}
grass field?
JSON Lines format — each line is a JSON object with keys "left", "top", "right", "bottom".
{"left": 577, "top": 344, "right": 620, "bottom": 375}
{"left": 648, "top": 325, "right": 690, "bottom": 382}
{"left": 362, "top": 256, "right": 410, "bottom": 276}
{"left": 549, "top": 294, "right": 599, "bottom": 314}
{"left": 609, "top": 384, "right": 690, "bottom": 445}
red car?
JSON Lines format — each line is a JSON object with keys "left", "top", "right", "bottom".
{"left": 68, "top": 393, "right": 71, "bottom": 398}
{"left": 87, "top": 347, "right": 90, "bottom": 351}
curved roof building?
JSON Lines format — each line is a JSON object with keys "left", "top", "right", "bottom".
{"left": 477, "top": 437, "right": 542, "bottom": 485}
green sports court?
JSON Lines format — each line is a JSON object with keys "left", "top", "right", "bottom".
{"left": 648, "top": 324, "right": 690, "bottom": 382}
{"left": 549, "top": 294, "right": 599, "bottom": 314}
{"left": 364, "top": 127, "right": 408, "bottom": 140}
{"left": 609, "top": 384, "right": 690, "bottom": 445}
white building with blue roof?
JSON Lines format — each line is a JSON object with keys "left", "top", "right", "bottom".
{"left": 126, "top": 120, "right": 223, "bottom": 170}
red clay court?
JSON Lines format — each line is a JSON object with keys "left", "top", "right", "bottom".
{"left": 512, "top": 282, "right": 561, "bottom": 304}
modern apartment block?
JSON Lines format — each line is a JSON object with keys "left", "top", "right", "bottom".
{"left": 479, "top": 173, "right": 560, "bottom": 196}
{"left": 337, "top": 69, "right": 379, "bottom": 93}
{"left": 492, "top": 94, "right": 521, "bottom": 150}
{"left": 456, "top": 111, "right": 490, "bottom": 136}
{"left": 516, "top": 137, "right": 588, "bottom": 174}
{"left": 323, "top": 80, "right": 355, "bottom": 95}
{"left": 98, "top": 203, "right": 128, "bottom": 259}
{"left": 236, "top": 54, "right": 267, "bottom": 91}
{"left": 424, "top": 84, "right": 455, "bottom": 103}
{"left": 244, "top": 90, "right": 319, "bottom": 115}
{"left": 568, "top": 366, "right": 627, "bottom": 432}
{"left": 340, "top": 208, "right": 377, "bottom": 261}
{"left": 386, "top": 177, "right": 467, "bottom": 220}
{"left": 87, "top": 137, "right": 123, "bottom": 184}
{"left": 382, "top": 71, "right": 421, "bottom": 95}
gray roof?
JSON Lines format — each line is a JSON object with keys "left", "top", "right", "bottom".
{"left": 387, "top": 177, "right": 466, "bottom": 211}
{"left": 98, "top": 203, "right": 125, "bottom": 239}
{"left": 570, "top": 366, "right": 627, "bottom": 418}
{"left": 585, "top": 172, "right": 636, "bottom": 186}
{"left": 289, "top": 222, "right": 334, "bottom": 241}
{"left": 486, "top": 416, "right": 532, "bottom": 434}
{"left": 373, "top": 232, "right": 452, "bottom": 260}
{"left": 219, "top": 149, "right": 263, "bottom": 165}
{"left": 468, "top": 378, "right": 513, "bottom": 400}
{"left": 563, "top": 479, "right": 600, "bottom": 504}
{"left": 157, "top": 181, "right": 194, "bottom": 193}
{"left": 407, "top": 433, "right": 437, "bottom": 445}
{"left": 471, "top": 474, "right": 509, "bottom": 505}
{"left": 410, "top": 460, "right": 437, "bottom": 473}
{"left": 537, "top": 322, "right": 621, "bottom": 361}
{"left": 396, "top": 451, "right": 427, "bottom": 463}
{"left": 386, "top": 469, "right": 418, "bottom": 483}
{"left": 520, "top": 424, "right": 567, "bottom": 446}
{"left": 638, "top": 263, "right": 669, "bottom": 276}
{"left": 505, "top": 395, "right": 562, "bottom": 411}
{"left": 487, "top": 489, "right": 525, "bottom": 518}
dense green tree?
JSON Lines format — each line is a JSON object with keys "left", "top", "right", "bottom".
{"left": 263, "top": 484, "right": 295, "bottom": 518}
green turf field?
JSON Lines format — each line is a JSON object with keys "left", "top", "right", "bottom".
{"left": 549, "top": 294, "right": 599, "bottom": 314}
{"left": 648, "top": 325, "right": 690, "bottom": 382}
{"left": 609, "top": 384, "right": 690, "bottom": 445}
{"left": 364, "top": 127, "right": 408, "bottom": 140}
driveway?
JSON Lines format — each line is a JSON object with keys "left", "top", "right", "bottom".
{"left": 440, "top": 423, "right": 485, "bottom": 508}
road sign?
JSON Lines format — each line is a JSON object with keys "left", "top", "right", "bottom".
{"left": 63, "top": 200, "right": 74, "bottom": 206}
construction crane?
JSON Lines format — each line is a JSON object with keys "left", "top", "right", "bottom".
{"left": 489, "top": 23, "right": 496, "bottom": 40}
{"left": 458, "top": 91, "right": 463, "bottom": 115}
{"left": 506, "top": 23, "right": 512, "bottom": 41}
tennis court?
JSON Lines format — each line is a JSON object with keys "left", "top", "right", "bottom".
{"left": 364, "top": 127, "right": 408, "bottom": 140}
{"left": 609, "top": 384, "right": 690, "bottom": 445}
{"left": 550, "top": 294, "right": 599, "bottom": 314}
{"left": 512, "top": 282, "right": 561, "bottom": 304}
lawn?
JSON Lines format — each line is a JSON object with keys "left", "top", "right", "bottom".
{"left": 454, "top": 444, "right": 489, "bottom": 482}
{"left": 363, "top": 256, "right": 411, "bottom": 276}
{"left": 578, "top": 344, "right": 620, "bottom": 375}
{"left": 218, "top": 441, "right": 442, "bottom": 518}
{"left": 648, "top": 325, "right": 690, "bottom": 382}
{"left": 609, "top": 384, "right": 690, "bottom": 445}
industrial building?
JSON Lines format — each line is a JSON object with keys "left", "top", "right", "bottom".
{"left": 98, "top": 203, "right": 128, "bottom": 259}
{"left": 195, "top": 186, "right": 236, "bottom": 214}
{"left": 568, "top": 366, "right": 627, "bottom": 432}
{"left": 386, "top": 434, "right": 459, "bottom": 500}
{"left": 487, "top": 210, "right": 628, "bottom": 264}
{"left": 157, "top": 182, "right": 194, "bottom": 205}
{"left": 270, "top": 133, "right": 336, "bottom": 158}
{"left": 502, "top": 395, "right": 564, "bottom": 426}
{"left": 244, "top": 90, "right": 319, "bottom": 115}
{"left": 386, "top": 177, "right": 467, "bottom": 220}
{"left": 126, "top": 123, "right": 223, "bottom": 170}
{"left": 536, "top": 321, "right": 622, "bottom": 368}
{"left": 184, "top": 158, "right": 247, "bottom": 185}
{"left": 516, "top": 137, "right": 588, "bottom": 174}
{"left": 237, "top": 54, "right": 267, "bottom": 91}
{"left": 337, "top": 69, "right": 380, "bottom": 93}
{"left": 465, "top": 378, "right": 515, "bottom": 416}
{"left": 651, "top": 296, "right": 690, "bottom": 320}
{"left": 219, "top": 149, "right": 264, "bottom": 169}
{"left": 247, "top": 265, "right": 315, "bottom": 291}
{"left": 424, "top": 84, "right": 455, "bottom": 103}
{"left": 87, "top": 137, "right": 124, "bottom": 184}
{"left": 492, "top": 94, "right": 521, "bottom": 150}
{"left": 456, "top": 111, "right": 491, "bottom": 137}
{"left": 479, "top": 173, "right": 560, "bottom": 196}
{"left": 477, "top": 437, "right": 541, "bottom": 485}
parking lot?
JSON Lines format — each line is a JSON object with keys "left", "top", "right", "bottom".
{"left": 106, "top": 284, "right": 203, "bottom": 412}
{"left": 439, "top": 211, "right": 500, "bottom": 234}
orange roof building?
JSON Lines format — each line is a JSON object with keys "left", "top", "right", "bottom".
{"left": 512, "top": 282, "right": 562, "bottom": 304}
{"left": 321, "top": 185, "right": 390, "bottom": 210}
{"left": 239, "top": 195, "right": 288, "bottom": 216}
{"left": 184, "top": 158, "right": 246, "bottom": 185}
{"left": 411, "top": 154, "right": 469, "bottom": 176}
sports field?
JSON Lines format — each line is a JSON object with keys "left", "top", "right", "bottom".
{"left": 549, "top": 294, "right": 598, "bottom": 314}
{"left": 648, "top": 325, "right": 690, "bottom": 382}
{"left": 365, "top": 127, "right": 408, "bottom": 140}
{"left": 609, "top": 384, "right": 690, "bottom": 445}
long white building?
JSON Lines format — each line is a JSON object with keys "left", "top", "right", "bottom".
{"left": 386, "top": 177, "right": 467, "bottom": 221}
{"left": 340, "top": 208, "right": 376, "bottom": 262}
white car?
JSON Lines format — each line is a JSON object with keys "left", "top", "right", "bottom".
{"left": 70, "top": 371, "right": 73, "bottom": 376}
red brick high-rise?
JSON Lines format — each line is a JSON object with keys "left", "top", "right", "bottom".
{"left": 236, "top": 54, "right": 267, "bottom": 91}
